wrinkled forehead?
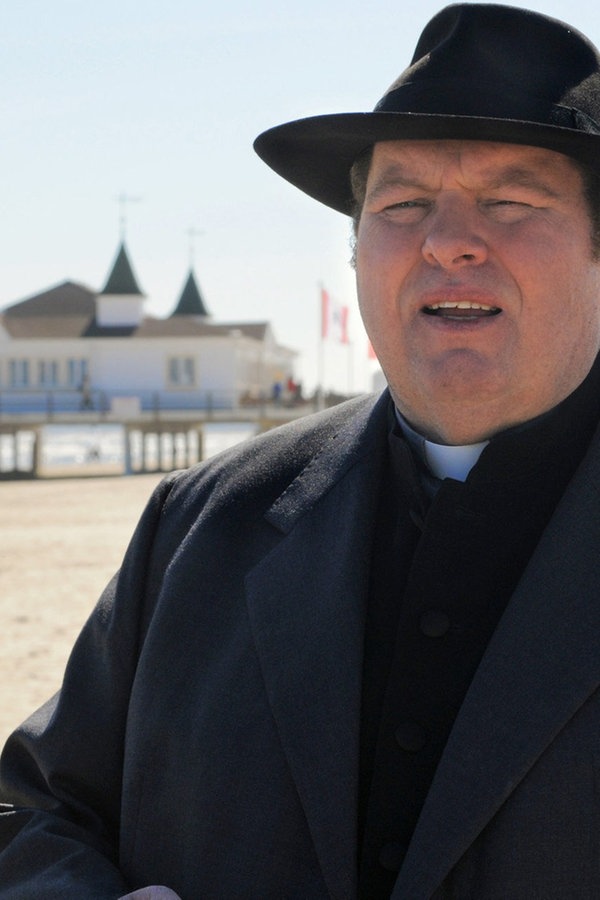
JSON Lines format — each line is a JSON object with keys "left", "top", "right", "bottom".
{"left": 370, "top": 138, "right": 582, "bottom": 173}
{"left": 364, "top": 139, "right": 586, "bottom": 194}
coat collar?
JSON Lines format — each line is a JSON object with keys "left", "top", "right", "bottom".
{"left": 245, "top": 391, "right": 389, "bottom": 900}
{"left": 393, "top": 422, "right": 600, "bottom": 898}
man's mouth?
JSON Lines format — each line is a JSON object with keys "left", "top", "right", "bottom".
{"left": 423, "top": 301, "right": 501, "bottom": 319}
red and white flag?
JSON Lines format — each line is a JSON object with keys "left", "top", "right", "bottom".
{"left": 321, "top": 287, "right": 349, "bottom": 344}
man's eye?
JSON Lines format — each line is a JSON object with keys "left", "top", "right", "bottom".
{"left": 482, "top": 199, "right": 535, "bottom": 220}
{"left": 484, "top": 199, "right": 534, "bottom": 210}
{"left": 386, "top": 199, "right": 428, "bottom": 209}
{"left": 380, "top": 199, "right": 431, "bottom": 220}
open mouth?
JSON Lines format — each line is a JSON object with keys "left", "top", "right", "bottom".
{"left": 423, "top": 301, "right": 501, "bottom": 319}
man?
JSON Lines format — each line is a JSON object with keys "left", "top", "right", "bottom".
{"left": 2, "top": 4, "right": 600, "bottom": 898}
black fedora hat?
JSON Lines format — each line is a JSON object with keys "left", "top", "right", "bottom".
{"left": 254, "top": 3, "right": 600, "bottom": 215}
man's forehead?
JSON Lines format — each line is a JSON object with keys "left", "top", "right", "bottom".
{"left": 368, "top": 139, "right": 582, "bottom": 188}
{"left": 370, "top": 139, "right": 577, "bottom": 171}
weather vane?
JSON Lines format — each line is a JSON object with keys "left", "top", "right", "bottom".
{"left": 186, "top": 227, "right": 204, "bottom": 266}
{"left": 117, "top": 192, "right": 142, "bottom": 239}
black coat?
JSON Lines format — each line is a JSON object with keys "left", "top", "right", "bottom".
{"left": 1, "top": 391, "right": 600, "bottom": 898}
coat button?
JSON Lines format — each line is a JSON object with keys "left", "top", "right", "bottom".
{"left": 379, "top": 841, "right": 407, "bottom": 872}
{"left": 395, "top": 721, "right": 427, "bottom": 752}
{"left": 420, "top": 609, "right": 450, "bottom": 637}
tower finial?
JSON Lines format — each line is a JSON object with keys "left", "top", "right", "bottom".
{"left": 117, "top": 192, "right": 142, "bottom": 240}
{"left": 186, "top": 227, "right": 204, "bottom": 267}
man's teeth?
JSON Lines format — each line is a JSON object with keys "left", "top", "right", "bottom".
{"left": 426, "top": 301, "right": 497, "bottom": 311}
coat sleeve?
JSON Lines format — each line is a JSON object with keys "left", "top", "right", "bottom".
{"left": 0, "top": 473, "right": 181, "bottom": 899}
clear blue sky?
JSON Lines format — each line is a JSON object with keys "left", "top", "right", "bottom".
{"left": 2, "top": 0, "right": 598, "bottom": 393}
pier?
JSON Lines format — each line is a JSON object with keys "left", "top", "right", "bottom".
{"left": 0, "top": 388, "right": 326, "bottom": 478}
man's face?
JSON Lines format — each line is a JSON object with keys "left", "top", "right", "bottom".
{"left": 355, "top": 139, "right": 600, "bottom": 444}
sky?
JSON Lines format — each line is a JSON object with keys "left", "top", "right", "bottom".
{"left": 2, "top": 0, "right": 598, "bottom": 395}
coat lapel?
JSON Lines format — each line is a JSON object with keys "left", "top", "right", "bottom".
{"left": 245, "top": 394, "right": 389, "bottom": 900}
{"left": 393, "top": 431, "right": 600, "bottom": 899}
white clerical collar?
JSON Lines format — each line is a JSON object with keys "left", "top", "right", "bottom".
{"left": 396, "top": 410, "right": 489, "bottom": 482}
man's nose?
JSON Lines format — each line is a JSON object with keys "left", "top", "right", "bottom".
{"left": 421, "top": 202, "right": 488, "bottom": 269}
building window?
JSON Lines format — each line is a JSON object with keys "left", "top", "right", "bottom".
{"left": 9, "top": 359, "right": 30, "bottom": 388}
{"left": 67, "top": 358, "right": 89, "bottom": 388}
{"left": 38, "top": 360, "right": 59, "bottom": 387}
{"left": 168, "top": 357, "right": 195, "bottom": 387}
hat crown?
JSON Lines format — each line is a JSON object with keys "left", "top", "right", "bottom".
{"left": 254, "top": 4, "right": 600, "bottom": 215}
{"left": 376, "top": 4, "right": 600, "bottom": 129}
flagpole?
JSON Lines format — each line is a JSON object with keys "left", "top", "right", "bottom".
{"left": 347, "top": 340, "right": 354, "bottom": 395}
{"left": 317, "top": 282, "right": 325, "bottom": 410}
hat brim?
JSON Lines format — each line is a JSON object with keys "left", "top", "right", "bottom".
{"left": 254, "top": 112, "right": 600, "bottom": 215}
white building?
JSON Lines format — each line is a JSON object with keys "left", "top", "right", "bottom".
{"left": 0, "top": 242, "right": 297, "bottom": 415}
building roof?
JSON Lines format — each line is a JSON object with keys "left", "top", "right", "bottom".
{"left": 171, "top": 270, "right": 210, "bottom": 317}
{"left": 3, "top": 316, "right": 273, "bottom": 341}
{"left": 0, "top": 281, "right": 273, "bottom": 341}
{"left": 100, "top": 242, "right": 144, "bottom": 295}
{"left": 0, "top": 282, "right": 96, "bottom": 338}
{"left": 4, "top": 281, "right": 96, "bottom": 317}
{"left": 0, "top": 244, "right": 286, "bottom": 348}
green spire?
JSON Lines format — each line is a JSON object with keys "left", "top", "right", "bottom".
{"left": 101, "top": 242, "right": 143, "bottom": 295}
{"left": 171, "top": 269, "right": 210, "bottom": 317}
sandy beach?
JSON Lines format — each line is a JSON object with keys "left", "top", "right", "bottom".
{"left": 0, "top": 472, "right": 165, "bottom": 749}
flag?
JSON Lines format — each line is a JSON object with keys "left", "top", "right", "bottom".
{"left": 321, "top": 287, "right": 349, "bottom": 344}
{"left": 367, "top": 340, "right": 378, "bottom": 360}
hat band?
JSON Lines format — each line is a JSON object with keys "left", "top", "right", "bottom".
{"left": 375, "top": 80, "right": 600, "bottom": 135}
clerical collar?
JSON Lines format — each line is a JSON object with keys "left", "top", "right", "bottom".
{"left": 396, "top": 411, "right": 489, "bottom": 482}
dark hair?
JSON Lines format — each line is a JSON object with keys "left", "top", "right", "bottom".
{"left": 349, "top": 148, "right": 373, "bottom": 234}
{"left": 349, "top": 146, "right": 600, "bottom": 257}
{"left": 579, "top": 162, "right": 600, "bottom": 257}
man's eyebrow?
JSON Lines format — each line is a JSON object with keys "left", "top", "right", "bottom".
{"left": 365, "top": 163, "right": 564, "bottom": 202}
{"left": 479, "top": 166, "right": 562, "bottom": 198}
{"left": 365, "top": 167, "right": 429, "bottom": 202}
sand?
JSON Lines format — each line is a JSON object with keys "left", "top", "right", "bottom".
{"left": 0, "top": 472, "right": 165, "bottom": 749}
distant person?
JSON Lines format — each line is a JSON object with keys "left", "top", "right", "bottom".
{"left": 78, "top": 373, "right": 94, "bottom": 411}
{"left": 271, "top": 379, "right": 282, "bottom": 404}
{"left": 4, "top": 4, "right": 600, "bottom": 897}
